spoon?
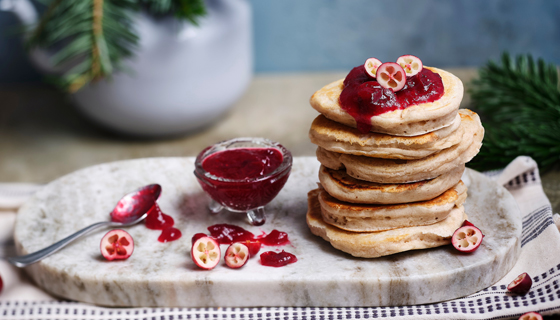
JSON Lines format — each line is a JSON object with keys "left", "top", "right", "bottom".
{"left": 8, "top": 183, "right": 162, "bottom": 268}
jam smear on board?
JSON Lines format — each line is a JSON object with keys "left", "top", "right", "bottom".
{"left": 260, "top": 250, "right": 298, "bottom": 267}
{"left": 158, "top": 227, "right": 182, "bottom": 243}
{"left": 208, "top": 224, "right": 290, "bottom": 246}
{"left": 145, "top": 203, "right": 182, "bottom": 243}
{"left": 145, "top": 204, "right": 174, "bottom": 230}
{"left": 208, "top": 224, "right": 256, "bottom": 245}
{"left": 259, "top": 229, "right": 290, "bottom": 246}
{"left": 339, "top": 65, "right": 444, "bottom": 133}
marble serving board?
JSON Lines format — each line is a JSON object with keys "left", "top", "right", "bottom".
{"left": 14, "top": 157, "right": 522, "bottom": 307}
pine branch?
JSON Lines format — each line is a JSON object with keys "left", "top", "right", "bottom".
{"left": 468, "top": 53, "right": 560, "bottom": 171}
{"left": 26, "top": 0, "right": 139, "bottom": 92}
{"left": 141, "top": 0, "right": 206, "bottom": 25}
{"left": 25, "top": 0, "right": 206, "bottom": 92}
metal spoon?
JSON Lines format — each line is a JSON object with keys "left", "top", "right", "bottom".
{"left": 8, "top": 183, "right": 162, "bottom": 268}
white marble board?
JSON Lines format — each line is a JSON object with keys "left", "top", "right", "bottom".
{"left": 14, "top": 157, "right": 522, "bottom": 307}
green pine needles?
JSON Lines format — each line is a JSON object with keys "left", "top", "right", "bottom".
{"left": 26, "top": 0, "right": 206, "bottom": 92}
{"left": 468, "top": 53, "right": 560, "bottom": 171}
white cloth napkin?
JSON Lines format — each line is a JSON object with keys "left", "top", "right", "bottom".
{"left": 0, "top": 156, "right": 559, "bottom": 320}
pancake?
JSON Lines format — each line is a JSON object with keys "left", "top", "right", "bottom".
{"left": 309, "top": 111, "right": 467, "bottom": 160}
{"left": 309, "top": 67, "right": 463, "bottom": 136}
{"left": 319, "top": 164, "right": 465, "bottom": 204}
{"left": 316, "top": 109, "right": 483, "bottom": 183}
{"left": 318, "top": 181, "right": 467, "bottom": 232}
{"left": 306, "top": 189, "right": 467, "bottom": 258}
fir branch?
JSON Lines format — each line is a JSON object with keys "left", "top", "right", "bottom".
{"left": 25, "top": 0, "right": 206, "bottom": 92}
{"left": 468, "top": 53, "right": 560, "bottom": 171}
{"left": 141, "top": 0, "right": 206, "bottom": 25}
{"left": 26, "top": 0, "right": 139, "bottom": 92}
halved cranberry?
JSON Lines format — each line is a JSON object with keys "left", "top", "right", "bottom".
{"left": 508, "top": 272, "right": 532, "bottom": 294}
{"left": 451, "top": 225, "right": 484, "bottom": 252}
{"left": 364, "top": 57, "right": 382, "bottom": 78}
{"left": 191, "top": 236, "right": 221, "bottom": 270}
{"left": 518, "top": 312, "right": 542, "bottom": 320}
{"left": 225, "top": 243, "right": 250, "bottom": 269}
{"left": 396, "top": 54, "right": 423, "bottom": 77}
{"left": 376, "top": 62, "right": 406, "bottom": 92}
{"left": 100, "top": 229, "right": 134, "bottom": 261}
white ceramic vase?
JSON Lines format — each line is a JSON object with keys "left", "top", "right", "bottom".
{"left": 2, "top": 0, "right": 253, "bottom": 137}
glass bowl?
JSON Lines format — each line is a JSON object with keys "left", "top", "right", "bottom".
{"left": 194, "top": 137, "right": 292, "bottom": 225}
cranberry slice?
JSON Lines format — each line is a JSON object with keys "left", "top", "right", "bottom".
{"left": 376, "top": 62, "right": 407, "bottom": 92}
{"left": 507, "top": 272, "right": 532, "bottom": 294}
{"left": 225, "top": 243, "right": 250, "bottom": 269}
{"left": 100, "top": 229, "right": 134, "bottom": 261}
{"left": 191, "top": 236, "right": 221, "bottom": 270}
{"left": 451, "top": 225, "right": 484, "bottom": 252}
{"left": 364, "top": 57, "right": 382, "bottom": 78}
{"left": 396, "top": 54, "right": 423, "bottom": 77}
{"left": 518, "top": 312, "right": 542, "bottom": 320}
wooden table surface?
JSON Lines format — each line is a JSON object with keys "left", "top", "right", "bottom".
{"left": 0, "top": 69, "right": 558, "bottom": 213}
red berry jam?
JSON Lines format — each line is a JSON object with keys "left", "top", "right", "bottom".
{"left": 208, "top": 224, "right": 256, "bottom": 245}
{"left": 339, "top": 65, "right": 444, "bottom": 133}
{"left": 158, "top": 227, "right": 182, "bottom": 243}
{"left": 259, "top": 229, "right": 289, "bottom": 246}
{"left": 196, "top": 146, "right": 291, "bottom": 211}
{"left": 260, "top": 250, "right": 298, "bottom": 267}
{"left": 202, "top": 148, "right": 283, "bottom": 180}
{"left": 207, "top": 223, "right": 290, "bottom": 247}
{"left": 144, "top": 203, "right": 182, "bottom": 243}
{"left": 145, "top": 204, "right": 174, "bottom": 230}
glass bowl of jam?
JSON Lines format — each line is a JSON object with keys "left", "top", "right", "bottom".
{"left": 194, "top": 137, "right": 292, "bottom": 226}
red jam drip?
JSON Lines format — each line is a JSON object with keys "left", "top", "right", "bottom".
{"left": 145, "top": 204, "right": 174, "bottom": 230}
{"left": 145, "top": 203, "right": 182, "bottom": 243}
{"left": 208, "top": 224, "right": 256, "bottom": 245}
{"left": 158, "top": 227, "right": 182, "bottom": 243}
{"left": 202, "top": 148, "right": 283, "bottom": 180}
{"left": 207, "top": 224, "right": 290, "bottom": 246}
{"left": 260, "top": 250, "right": 297, "bottom": 267}
{"left": 258, "top": 229, "right": 289, "bottom": 246}
{"left": 339, "top": 65, "right": 444, "bottom": 133}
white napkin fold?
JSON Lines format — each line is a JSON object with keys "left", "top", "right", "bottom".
{"left": 0, "top": 156, "right": 559, "bottom": 320}
{"left": 0, "top": 183, "right": 42, "bottom": 210}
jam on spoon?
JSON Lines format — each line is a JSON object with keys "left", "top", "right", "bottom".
{"left": 9, "top": 184, "right": 162, "bottom": 268}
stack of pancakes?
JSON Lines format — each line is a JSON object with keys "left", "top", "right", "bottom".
{"left": 306, "top": 67, "right": 484, "bottom": 258}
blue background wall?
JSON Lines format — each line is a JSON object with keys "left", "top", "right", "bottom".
{"left": 1, "top": 0, "right": 559, "bottom": 83}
